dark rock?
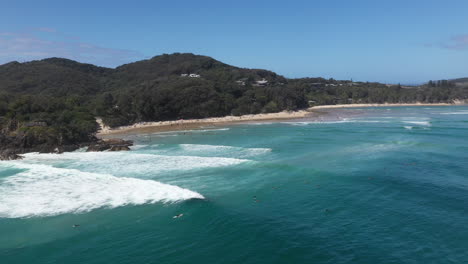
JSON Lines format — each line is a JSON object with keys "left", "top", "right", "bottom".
{"left": 102, "top": 138, "right": 133, "bottom": 146}
{"left": 86, "top": 144, "right": 111, "bottom": 152}
{"left": 0, "top": 150, "right": 23, "bottom": 160}
{"left": 86, "top": 138, "right": 133, "bottom": 152}
{"left": 108, "top": 145, "right": 131, "bottom": 151}
{"left": 54, "top": 145, "right": 80, "bottom": 154}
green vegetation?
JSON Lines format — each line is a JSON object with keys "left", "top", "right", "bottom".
{"left": 0, "top": 94, "right": 97, "bottom": 152}
{"left": 0, "top": 53, "right": 467, "bottom": 153}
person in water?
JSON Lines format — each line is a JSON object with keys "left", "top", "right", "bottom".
{"left": 173, "top": 214, "right": 184, "bottom": 219}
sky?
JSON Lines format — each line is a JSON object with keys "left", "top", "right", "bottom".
{"left": 1, "top": 0, "right": 468, "bottom": 83}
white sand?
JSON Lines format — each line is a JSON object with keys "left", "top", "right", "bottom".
{"left": 97, "top": 110, "right": 310, "bottom": 135}
{"left": 97, "top": 102, "right": 459, "bottom": 136}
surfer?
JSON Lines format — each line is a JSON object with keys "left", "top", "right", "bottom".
{"left": 72, "top": 224, "right": 80, "bottom": 228}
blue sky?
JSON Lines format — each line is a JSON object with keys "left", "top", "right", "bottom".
{"left": 1, "top": 0, "right": 468, "bottom": 83}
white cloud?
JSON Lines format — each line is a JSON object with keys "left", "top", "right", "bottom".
{"left": 440, "top": 34, "right": 468, "bottom": 51}
{"left": 0, "top": 29, "right": 144, "bottom": 67}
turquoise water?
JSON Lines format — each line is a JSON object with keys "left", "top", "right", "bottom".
{"left": 1, "top": 106, "right": 468, "bottom": 264}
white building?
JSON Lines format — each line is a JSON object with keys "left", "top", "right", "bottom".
{"left": 181, "top": 73, "right": 200, "bottom": 78}
{"left": 255, "top": 78, "right": 268, "bottom": 86}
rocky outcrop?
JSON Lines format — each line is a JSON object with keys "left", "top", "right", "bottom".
{"left": 0, "top": 129, "right": 85, "bottom": 160}
{"left": 86, "top": 143, "right": 112, "bottom": 152}
{"left": 0, "top": 135, "right": 133, "bottom": 159}
{"left": 86, "top": 138, "right": 133, "bottom": 152}
{"left": 0, "top": 119, "right": 132, "bottom": 159}
{"left": 0, "top": 150, "right": 23, "bottom": 160}
{"left": 109, "top": 145, "right": 131, "bottom": 151}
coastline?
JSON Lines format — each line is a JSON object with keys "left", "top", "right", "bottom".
{"left": 97, "top": 102, "right": 458, "bottom": 137}
{"left": 310, "top": 102, "right": 453, "bottom": 109}
{"left": 97, "top": 110, "right": 311, "bottom": 137}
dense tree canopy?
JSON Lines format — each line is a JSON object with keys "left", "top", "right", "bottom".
{"left": 0, "top": 53, "right": 467, "bottom": 150}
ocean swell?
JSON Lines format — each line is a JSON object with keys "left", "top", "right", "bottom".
{"left": 20, "top": 152, "right": 250, "bottom": 177}
{"left": 0, "top": 163, "right": 204, "bottom": 218}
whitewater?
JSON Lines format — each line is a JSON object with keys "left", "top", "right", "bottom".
{"left": 1, "top": 105, "right": 468, "bottom": 264}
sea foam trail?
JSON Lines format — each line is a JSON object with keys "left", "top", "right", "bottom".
{"left": 179, "top": 144, "right": 271, "bottom": 158}
{"left": 440, "top": 111, "right": 468, "bottom": 115}
{"left": 20, "top": 152, "right": 249, "bottom": 177}
{"left": 402, "top": 121, "right": 431, "bottom": 126}
{"left": 0, "top": 163, "right": 204, "bottom": 218}
{"left": 152, "top": 128, "right": 230, "bottom": 135}
{"left": 282, "top": 120, "right": 390, "bottom": 126}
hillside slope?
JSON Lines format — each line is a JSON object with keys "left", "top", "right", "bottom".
{"left": 0, "top": 58, "right": 111, "bottom": 96}
{"left": 0, "top": 53, "right": 467, "bottom": 157}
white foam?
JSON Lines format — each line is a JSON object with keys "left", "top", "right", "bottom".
{"left": 245, "top": 122, "right": 274, "bottom": 125}
{"left": 196, "top": 128, "right": 230, "bottom": 132}
{"left": 404, "top": 126, "right": 413, "bottom": 130}
{"left": 20, "top": 152, "right": 249, "bottom": 177}
{"left": 282, "top": 121, "right": 348, "bottom": 125}
{"left": 403, "top": 121, "right": 430, "bottom": 126}
{"left": 179, "top": 144, "right": 271, "bottom": 158}
{"left": 0, "top": 163, "right": 204, "bottom": 218}
{"left": 440, "top": 111, "right": 468, "bottom": 115}
{"left": 348, "top": 120, "right": 390, "bottom": 123}
{"left": 152, "top": 128, "right": 230, "bottom": 135}
{"left": 74, "top": 147, "right": 88, "bottom": 152}
{"left": 129, "top": 144, "right": 149, "bottom": 150}
{"left": 283, "top": 120, "right": 389, "bottom": 125}
{"left": 283, "top": 121, "right": 318, "bottom": 126}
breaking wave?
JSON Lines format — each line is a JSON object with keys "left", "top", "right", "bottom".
{"left": 440, "top": 111, "right": 468, "bottom": 115}
{"left": 20, "top": 152, "right": 250, "bottom": 177}
{"left": 403, "top": 121, "right": 431, "bottom": 126}
{"left": 151, "top": 128, "right": 230, "bottom": 135}
{"left": 0, "top": 163, "right": 204, "bottom": 218}
{"left": 282, "top": 120, "right": 390, "bottom": 125}
{"left": 179, "top": 144, "right": 271, "bottom": 158}
{"left": 129, "top": 144, "right": 149, "bottom": 150}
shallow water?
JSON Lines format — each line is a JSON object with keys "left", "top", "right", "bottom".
{"left": 1, "top": 106, "right": 468, "bottom": 263}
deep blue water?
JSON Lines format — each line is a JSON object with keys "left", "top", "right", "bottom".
{"left": 1, "top": 106, "right": 468, "bottom": 264}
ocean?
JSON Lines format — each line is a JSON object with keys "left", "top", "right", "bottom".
{"left": 1, "top": 106, "right": 467, "bottom": 264}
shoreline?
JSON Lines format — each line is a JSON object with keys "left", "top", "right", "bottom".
{"left": 97, "top": 102, "right": 458, "bottom": 137}
{"left": 97, "top": 110, "right": 311, "bottom": 137}
{"left": 309, "top": 102, "right": 453, "bottom": 109}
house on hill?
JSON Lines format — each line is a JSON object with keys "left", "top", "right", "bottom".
{"left": 180, "top": 73, "right": 201, "bottom": 78}
{"left": 254, "top": 78, "right": 268, "bottom": 86}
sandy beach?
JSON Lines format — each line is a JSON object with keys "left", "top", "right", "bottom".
{"left": 97, "top": 102, "right": 458, "bottom": 137}
{"left": 97, "top": 110, "right": 311, "bottom": 136}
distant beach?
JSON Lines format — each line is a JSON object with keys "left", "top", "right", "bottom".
{"left": 97, "top": 110, "right": 311, "bottom": 136}
{"left": 97, "top": 102, "right": 457, "bottom": 137}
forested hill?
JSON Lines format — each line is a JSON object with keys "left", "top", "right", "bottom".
{"left": 0, "top": 53, "right": 467, "bottom": 156}
{"left": 0, "top": 58, "right": 112, "bottom": 96}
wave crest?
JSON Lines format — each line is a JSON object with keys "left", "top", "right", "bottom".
{"left": 179, "top": 144, "right": 271, "bottom": 158}
{"left": 0, "top": 163, "right": 204, "bottom": 218}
